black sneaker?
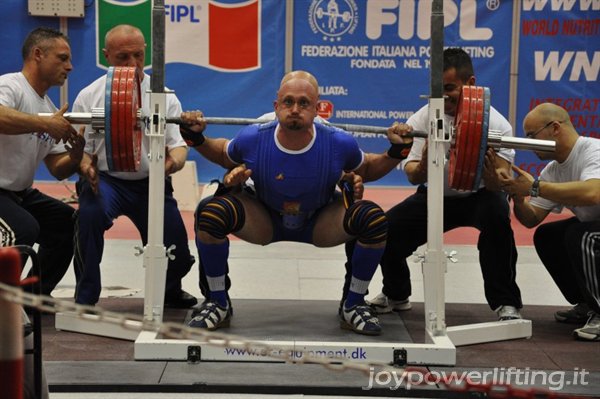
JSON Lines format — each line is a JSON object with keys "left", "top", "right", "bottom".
{"left": 164, "top": 290, "right": 198, "bottom": 309}
{"left": 340, "top": 303, "right": 382, "bottom": 336}
{"left": 188, "top": 301, "right": 232, "bottom": 330}
{"left": 555, "top": 303, "right": 590, "bottom": 324}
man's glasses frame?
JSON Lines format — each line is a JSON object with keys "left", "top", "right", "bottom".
{"left": 525, "top": 120, "right": 564, "bottom": 139}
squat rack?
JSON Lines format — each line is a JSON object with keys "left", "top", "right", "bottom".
{"left": 56, "top": 0, "right": 531, "bottom": 366}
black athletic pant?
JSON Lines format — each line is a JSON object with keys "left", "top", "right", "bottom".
{"left": 0, "top": 187, "right": 75, "bottom": 295}
{"left": 345, "top": 186, "right": 522, "bottom": 310}
{"left": 534, "top": 217, "right": 600, "bottom": 314}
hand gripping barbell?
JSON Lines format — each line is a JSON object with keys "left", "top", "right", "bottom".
{"left": 46, "top": 66, "right": 554, "bottom": 191}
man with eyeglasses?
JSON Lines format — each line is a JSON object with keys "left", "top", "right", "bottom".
{"left": 179, "top": 70, "right": 414, "bottom": 335}
{"left": 525, "top": 119, "right": 558, "bottom": 140}
{"left": 499, "top": 102, "right": 600, "bottom": 341}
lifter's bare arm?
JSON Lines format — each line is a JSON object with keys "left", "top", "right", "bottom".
{"left": 179, "top": 110, "right": 237, "bottom": 169}
{"left": 355, "top": 121, "right": 414, "bottom": 183}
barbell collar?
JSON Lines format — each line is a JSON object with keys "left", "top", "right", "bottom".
{"left": 91, "top": 108, "right": 106, "bottom": 131}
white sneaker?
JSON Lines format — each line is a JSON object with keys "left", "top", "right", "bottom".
{"left": 496, "top": 305, "right": 522, "bottom": 321}
{"left": 573, "top": 312, "right": 600, "bottom": 341}
{"left": 366, "top": 292, "right": 412, "bottom": 314}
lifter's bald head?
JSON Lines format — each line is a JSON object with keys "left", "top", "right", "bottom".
{"left": 279, "top": 70, "right": 319, "bottom": 93}
{"left": 275, "top": 70, "right": 319, "bottom": 132}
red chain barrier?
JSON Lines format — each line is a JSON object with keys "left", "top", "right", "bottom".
{"left": 0, "top": 247, "right": 23, "bottom": 399}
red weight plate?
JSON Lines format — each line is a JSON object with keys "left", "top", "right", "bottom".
{"left": 117, "top": 68, "right": 128, "bottom": 171}
{"left": 118, "top": 67, "right": 132, "bottom": 171}
{"left": 461, "top": 86, "right": 479, "bottom": 191}
{"left": 466, "top": 87, "right": 485, "bottom": 191}
{"left": 473, "top": 87, "right": 491, "bottom": 189}
{"left": 456, "top": 87, "right": 473, "bottom": 190}
{"left": 110, "top": 67, "right": 122, "bottom": 171}
{"left": 104, "top": 67, "right": 114, "bottom": 171}
{"left": 120, "top": 68, "right": 129, "bottom": 171}
{"left": 450, "top": 86, "right": 471, "bottom": 190}
{"left": 458, "top": 87, "right": 475, "bottom": 191}
{"left": 131, "top": 68, "right": 142, "bottom": 171}
{"left": 123, "top": 68, "right": 135, "bottom": 171}
{"left": 463, "top": 86, "right": 482, "bottom": 191}
{"left": 449, "top": 87, "right": 467, "bottom": 189}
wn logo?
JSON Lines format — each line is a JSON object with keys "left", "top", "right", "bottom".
{"left": 535, "top": 51, "right": 600, "bottom": 81}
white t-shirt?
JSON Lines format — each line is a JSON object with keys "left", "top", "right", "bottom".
{"left": 530, "top": 136, "right": 600, "bottom": 222}
{"left": 0, "top": 72, "right": 67, "bottom": 191}
{"left": 401, "top": 104, "right": 515, "bottom": 197}
{"left": 72, "top": 73, "right": 186, "bottom": 180}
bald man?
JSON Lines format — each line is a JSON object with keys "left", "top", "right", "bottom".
{"left": 180, "top": 70, "right": 413, "bottom": 335}
{"left": 499, "top": 102, "right": 600, "bottom": 341}
{"left": 72, "top": 24, "right": 197, "bottom": 309}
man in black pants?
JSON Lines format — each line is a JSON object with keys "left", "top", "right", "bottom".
{"left": 348, "top": 48, "right": 523, "bottom": 321}
{"left": 500, "top": 102, "right": 599, "bottom": 340}
{"left": 0, "top": 28, "right": 94, "bottom": 295}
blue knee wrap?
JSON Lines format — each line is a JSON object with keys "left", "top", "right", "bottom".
{"left": 196, "top": 195, "right": 245, "bottom": 240}
{"left": 343, "top": 200, "right": 387, "bottom": 245}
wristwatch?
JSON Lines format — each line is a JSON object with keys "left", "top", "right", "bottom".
{"left": 530, "top": 178, "right": 540, "bottom": 197}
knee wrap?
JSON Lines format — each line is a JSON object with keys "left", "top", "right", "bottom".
{"left": 196, "top": 195, "right": 245, "bottom": 240}
{"left": 343, "top": 200, "right": 387, "bottom": 245}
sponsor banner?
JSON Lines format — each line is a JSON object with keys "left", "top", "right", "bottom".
{"left": 293, "top": 0, "right": 513, "bottom": 186}
{"left": 515, "top": 0, "right": 600, "bottom": 174}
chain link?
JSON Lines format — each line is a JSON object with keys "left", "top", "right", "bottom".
{"left": 0, "top": 282, "right": 392, "bottom": 375}
{"left": 0, "top": 282, "right": 587, "bottom": 398}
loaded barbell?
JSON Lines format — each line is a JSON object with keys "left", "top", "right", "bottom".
{"left": 47, "top": 66, "right": 555, "bottom": 191}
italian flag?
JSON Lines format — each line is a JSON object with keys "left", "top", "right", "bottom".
{"left": 166, "top": 0, "right": 261, "bottom": 72}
